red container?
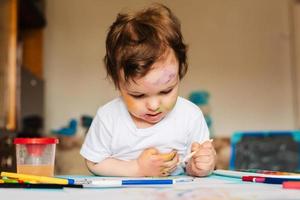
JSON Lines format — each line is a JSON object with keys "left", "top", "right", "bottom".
{"left": 14, "top": 138, "right": 59, "bottom": 176}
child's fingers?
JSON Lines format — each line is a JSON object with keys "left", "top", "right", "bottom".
{"left": 162, "top": 153, "right": 179, "bottom": 168}
{"left": 186, "top": 159, "right": 203, "bottom": 176}
{"left": 194, "top": 155, "right": 211, "bottom": 163}
{"left": 160, "top": 164, "right": 177, "bottom": 176}
{"left": 189, "top": 155, "right": 214, "bottom": 172}
{"left": 193, "top": 147, "right": 216, "bottom": 163}
{"left": 194, "top": 154, "right": 216, "bottom": 173}
{"left": 196, "top": 142, "right": 216, "bottom": 155}
{"left": 160, "top": 153, "right": 179, "bottom": 175}
{"left": 192, "top": 145, "right": 216, "bottom": 168}
{"left": 194, "top": 148, "right": 212, "bottom": 156}
{"left": 191, "top": 142, "right": 201, "bottom": 152}
{"left": 167, "top": 164, "right": 178, "bottom": 173}
{"left": 186, "top": 141, "right": 216, "bottom": 177}
{"left": 195, "top": 161, "right": 213, "bottom": 171}
{"left": 201, "top": 140, "right": 214, "bottom": 148}
{"left": 161, "top": 171, "right": 170, "bottom": 176}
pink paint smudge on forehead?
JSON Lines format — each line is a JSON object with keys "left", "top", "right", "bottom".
{"left": 153, "top": 69, "right": 176, "bottom": 85}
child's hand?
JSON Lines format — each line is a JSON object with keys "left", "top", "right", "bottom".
{"left": 159, "top": 151, "right": 179, "bottom": 176}
{"left": 186, "top": 141, "right": 216, "bottom": 177}
{"left": 137, "top": 148, "right": 178, "bottom": 176}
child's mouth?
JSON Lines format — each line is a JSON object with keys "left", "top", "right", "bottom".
{"left": 145, "top": 112, "right": 163, "bottom": 122}
{"left": 147, "top": 112, "right": 161, "bottom": 116}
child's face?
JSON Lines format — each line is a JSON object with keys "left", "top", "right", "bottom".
{"left": 119, "top": 49, "right": 179, "bottom": 127}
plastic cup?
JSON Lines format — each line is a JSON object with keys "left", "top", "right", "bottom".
{"left": 14, "top": 138, "right": 59, "bottom": 177}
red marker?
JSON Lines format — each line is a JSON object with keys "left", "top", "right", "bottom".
{"left": 283, "top": 181, "right": 300, "bottom": 189}
{"left": 242, "top": 176, "right": 265, "bottom": 183}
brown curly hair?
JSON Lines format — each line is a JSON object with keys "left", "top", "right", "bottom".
{"left": 104, "top": 3, "right": 188, "bottom": 89}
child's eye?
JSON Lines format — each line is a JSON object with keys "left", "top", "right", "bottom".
{"left": 160, "top": 88, "right": 173, "bottom": 95}
{"left": 130, "top": 94, "right": 145, "bottom": 98}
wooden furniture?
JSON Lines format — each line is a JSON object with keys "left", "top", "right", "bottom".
{"left": 0, "top": 0, "right": 17, "bottom": 131}
{"left": 213, "top": 137, "right": 231, "bottom": 170}
{"left": 0, "top": 0, "right": 45, "bottom": 171}
{"left": 0, "top": 0, "right": 17, "bottom": 173}
{"left": 0, "top": 131, "right": 16, "bottom": 172}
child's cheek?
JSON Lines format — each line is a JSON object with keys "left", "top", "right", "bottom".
{"left": 123, "top": 94, "right": 135, "bottom": 110}
{"left": 160, "top": 98, "right": 177, "bottom": 113}
{"left": 123, "top": 95, "right": 142, "bottom": 115}
{"left": 161, "top": 91, "right": 178, "bottom": 112}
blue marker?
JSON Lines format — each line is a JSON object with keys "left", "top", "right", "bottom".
{"left": 123, "top": 179, "right": 173, "bottom": 185}
{"left": 84, "top": 178, "right": 193, "bottom": 188}
{"left": 259, "top": 177, "right": 300, "bottom": 184}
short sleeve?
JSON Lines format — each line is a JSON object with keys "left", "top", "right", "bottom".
{"left": 80, "top": 110, "right": 112, "bottom": 163}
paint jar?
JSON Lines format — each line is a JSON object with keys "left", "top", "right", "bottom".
{"left": 14, "top": 138, "right": 59, "bottom": 177}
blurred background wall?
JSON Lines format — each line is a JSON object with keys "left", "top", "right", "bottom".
{"left": 44, "top": 0, "right": 298, "bottom": 137}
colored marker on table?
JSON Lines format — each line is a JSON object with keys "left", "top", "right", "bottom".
{"left": 0, "top": 183, "right": 83, "bottom": 189}
{"left": 1, "top": 178, "right": 22, "bottom": 184}
{"left": 86, "top": 179, "right": 171, "bottom": 188}
{"left": 84, "top": 178, "right": 194, "bottom": 188}
{"left": 1, "top": 179, "right": 38, "bottom": 184}
{"left": 242, "top": 176, "right": 266, "bottom": 183}
{"left": 283, "top": 181, "right": 300, "bottom": 189}
{"left": 1, "top": 172, "right": 75, "bottom": 185}
{"left": 242, "top": 176, "right": 300, "bottom": 184}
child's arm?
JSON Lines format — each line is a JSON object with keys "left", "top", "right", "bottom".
{"left": 185, "top": 140, "right": 216, "bottom": 177}
{"left": 86, "top": 158, "right": 141, "bottom": 176}
{"left": 85, "top": 148, "right": 179, "bottom": 177}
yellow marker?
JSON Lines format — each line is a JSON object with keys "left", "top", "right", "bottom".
{"left": 0, "top": 172, "right": 74, "bottom": 185}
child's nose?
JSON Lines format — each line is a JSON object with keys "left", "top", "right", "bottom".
{"left": 146, "top": 98, "right": 160, "bottom": 112}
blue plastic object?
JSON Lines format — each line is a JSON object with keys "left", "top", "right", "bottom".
{"left": 81, "top": 115, "right": 93, "bottom": 129}
{"left": 189, "top": 90, "right": 212, "bottom": 129}
{"left": 188, "top": 91, "right": 209, "bottom": 105}
{"left": 204, "top": 115, "right": 212, "bottom": 128}
{"left": 52, "top": 119, "right": 77, "bottom": 136}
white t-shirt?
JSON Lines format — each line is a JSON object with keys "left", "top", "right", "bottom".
{"left": 80, "top": 96, "right": 209, "bottom": 175}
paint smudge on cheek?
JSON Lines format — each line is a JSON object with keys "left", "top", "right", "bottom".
{"left": 122, "top": 94, "right": 136, "bottom": 111}
{"left": 159, "top": 88, "right": 178, "bottom": 112}
{"left": 165, "top": 100, "right": 177, "bottom": 111}
{"left": 157, "top": 98, "right": 177, "bottom": 113}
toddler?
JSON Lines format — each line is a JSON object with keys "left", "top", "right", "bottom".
{"left": 80, "top": 3, "right": 216, "bottom": 177}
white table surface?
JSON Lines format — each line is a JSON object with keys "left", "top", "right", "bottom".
{"left": 1, "top": 175, "right": 300, "bottom": 200}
